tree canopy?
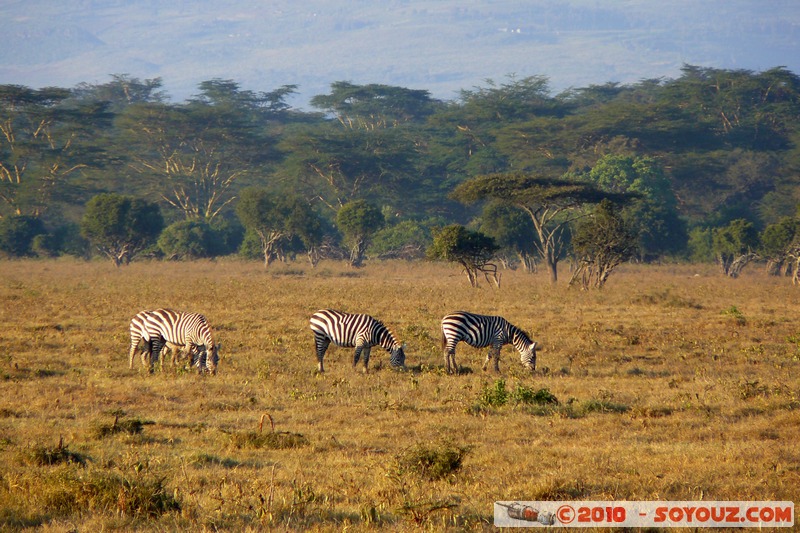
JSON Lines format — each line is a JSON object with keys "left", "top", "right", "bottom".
{"left": 1, "top": 66, "right": 800, "bottom": 278}
{"left": 80, "top": 193, "right": 163, "bottom": 267}
{"left": 452, "top": 172, "right": 627, "bottom": 283}
{"left": 427, "top": 224, "right": 500, "bottom": 287}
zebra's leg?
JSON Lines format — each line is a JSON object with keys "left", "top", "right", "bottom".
{"left": 140, "top": 340, "right": 152, "bottom": 369}
{"left": 482, "top": 345, "right": 497, "bottom": 372}
{"left": 361, "top": 346, "right": 371, "bottom": 373}
{"left": 129, "top": 333, "right": 142, "bottom": 369}
{"left": 199, "top": 347, "right": 208, "bottom": 374}
{"left": 492, "top": 346, "right": 501, "bottom": 372}
{"left": 442, "top": 336, "right": 458, "bottom": 374}
{"left": 444, "top": 351, "right": 454, "bottom": 374}
{"left": 314, "top": 335, "right": 330, "bottom": 372}
{"left": 482, "top": 345, "right": 501, "bottom": 372}
{"left": 190, "top": 345, "right": 207, "bottom": 374}
{"left": 150, "top": 338, "right": 164, "bottom": 374}
{"left": 159, "top": 343, "right": 168, "bottom": 372}
{"left": 170, "top": 343, "right": 182, "bottom": 367}
{"left": 443, "top": 341, "right": 457, "bottom": 374}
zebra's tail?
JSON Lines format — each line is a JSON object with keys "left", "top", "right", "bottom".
{"left": 441, "top": 328, "right": 446, "bottom": 353}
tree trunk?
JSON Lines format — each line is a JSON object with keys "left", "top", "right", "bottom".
{"left": 727, "top": 252, "right": 757, "bottom": 278}
{"left": 517, "top": 251, "right": 536, "bottom": 273}
{"left": 546, "top": 257, "right": 558, "bottom": 284}
{"left": 307, "top": 247, "right": 320, "bottom": 268}
{"left": 349, "top": 239, "right": 366, "bottom": 267}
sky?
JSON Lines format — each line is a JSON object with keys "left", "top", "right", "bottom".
{"left": 2, "top": 0, "right": 799, "bottom": 108}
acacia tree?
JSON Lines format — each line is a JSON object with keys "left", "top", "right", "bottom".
{"left": 80, "top": 193, "right": 163, "bottom": 267}
{"left": 569, "top": 199, "right": 638, "bottom": 289}
{"left": 712, "top": 219, "right": 759, "bottom": 278}
{"left": 452, "top": 173, "right": 618, "bottom": 284}
{"left": 579, "top": 154, "right": 685, "bottom": 259}
{"left": 336, "top": 199, "right": 384, "bottom": 267}
{"left": 759, "top": 217, "right": 798, "bottom": 276}
{"left": 427, "top": 224, "right": 500, "bottom": 287}
{"left": 117, "top": 79, "right": 289, "bottom": 221}
{"left": 279, "top": 122, "right": 418, "bottom": 212}
{"left": 479, "top": 202, "right": 537, "bottom": 271}
{"left": 310, "top": 81, "right": 437, "bottom": 129}
{"left": 285, "top": 199, "right": 326, "bottom": 267}
{"left": 0, "top": 85, "right": 112, "bottom": 218}
{"left": 236, "top": 187, "right": 319, "bottom": 268}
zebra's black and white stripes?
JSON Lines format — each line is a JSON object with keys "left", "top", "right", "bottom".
{"left": 128, "top": 309, "right": 218, "bottom": 374}
{"left": 309, "top": 309, "right": 405, "bottom": 372}
{"left": 441, "top": 311, "right": 537, "bottom": 374}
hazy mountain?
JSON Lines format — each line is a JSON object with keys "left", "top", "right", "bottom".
{"left": 2, "top": 0, "right": 798, "bottom": 108}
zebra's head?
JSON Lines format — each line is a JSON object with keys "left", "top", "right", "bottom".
{"left": 522, "top": 341, "right": 537, "bottom": 371}
{"left": 390, "top": 344, "right": 406, "bottom": 369}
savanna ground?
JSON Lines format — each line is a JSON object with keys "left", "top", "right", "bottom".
{"left": 0, "top": 258, "right": 798, "bottom": 532}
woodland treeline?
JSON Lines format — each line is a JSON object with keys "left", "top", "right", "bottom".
{"left": 2, "top": 65, "right": 800, "bottom": 282}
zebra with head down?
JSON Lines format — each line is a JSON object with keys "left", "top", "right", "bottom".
{"left": 309, "top": 309, "right": 406, "bottom": 373}
{"left": 440, "top": 311, "right": 537, "bottom": 374}
{"left": 128, "top": 309, "right": 218, "bottom": 374}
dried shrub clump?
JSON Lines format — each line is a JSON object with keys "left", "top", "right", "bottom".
{"left": 20, "top": 439, "right": 87, "bottom": 467}
{"left": 396, "top": 440, "right": 471, "bottom": 481}
{"left": 229, "top": 431, "right": 309, "bottom": 450}
{"left": 93, "top": 415, "right": 151, "bottom": 439}
{"left": 46, "top": 471, "right": 180, "bottom": 518}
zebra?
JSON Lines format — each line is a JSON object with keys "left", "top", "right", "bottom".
{"left": 130, "top": 309, "right": 219, "bottom": 374}
{"left": 309, "top": 309, "right": 406, "bottom": 373}
{"left": 128, "top": 310, "right": 201, "bottom": 371}
{"left": 441, "top": 311, "right": 537, "bottom": 374}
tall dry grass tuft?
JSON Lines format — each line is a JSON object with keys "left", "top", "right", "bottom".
{"left": 0, "top": 258, "right": 799, "bottom": 529}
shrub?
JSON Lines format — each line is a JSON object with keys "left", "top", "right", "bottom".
{"left": 0, "top": 215, "right": 46, "bottom": 257}
{"left": 478, "top": 379, "right": 559, "bottom": 408}
{"left": 478, "top": 379, "right": 509, "bottom": 407}
{"left": 722, "top": 305, "right": 747, "bottom": 325}
{"left": 511, "top": 385, "right": 559, "bottom": 406}
{"left": 44, "top": 471, "right": 180, "bottom": 518}
{"left": 21, "top": 439, "right": 87, "bottom": 467}
{"left": 229, "top": 430, "right": 309, "bottom": 449}
{"left": 93, "top": 416, "right": 151, "bottom": 439}
{"left": 396, "top": 440, "right": 470, "bottom": 481}
{"left": 157, "top": 219, "right": 214, "bottom": 259}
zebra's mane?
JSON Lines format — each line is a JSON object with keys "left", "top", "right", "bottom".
{"left": 375, "top": 322, "right": 400, "bottom": 350}
{"left": 509, "top": 323, "right": 533, "bottom": 348}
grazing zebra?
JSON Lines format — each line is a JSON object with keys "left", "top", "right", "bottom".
{"left": 309, "top": 309, "right": 406, "bottom": 372}
{"left": 441, "top": 311, "right": 537, "bottom": 374}
{"left": 130, "top": 309, "right": 219, "bottom": 374}
{"left": 128, "top": 310, "right": 199, "bottom": 371}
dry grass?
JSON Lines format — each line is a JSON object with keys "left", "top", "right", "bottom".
{"left": 1, "top": 258, "right": 799, "bottom": 531}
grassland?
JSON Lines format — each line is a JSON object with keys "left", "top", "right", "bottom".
{"left": 0, "top": 258, "right": 798, "bottom": 531}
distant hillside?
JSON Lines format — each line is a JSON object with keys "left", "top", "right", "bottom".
{"left": 2, "top": 0, "right": 799, "bottom": 107}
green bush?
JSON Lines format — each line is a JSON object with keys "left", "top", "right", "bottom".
{"left": 0, "top": 215, "right": 46, "bottom": 257}
{"left": 511, "top": 385, "right": 559, "bottom": 406}
{"left": 158, "top": 219, "right": 214, "bottom": 259}
{"left": 478, "top": 379, "right": 559, "bottom": 408}
{"left": 478, "top": 379, "right": 509, "bottom": 407}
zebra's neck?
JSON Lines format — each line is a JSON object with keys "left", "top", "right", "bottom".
{"left": 375, "top": 326, "right": 398, "bottom": 351}
{"left": 509, "top": 324, "right": 532, "bottom": 354}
